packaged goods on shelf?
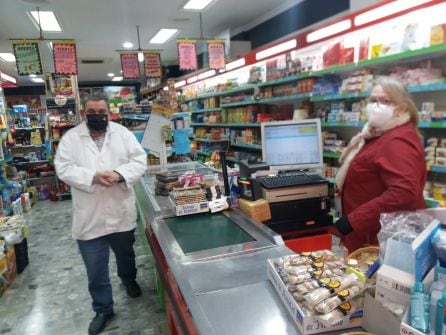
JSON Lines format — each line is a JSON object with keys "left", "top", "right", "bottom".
{"left": 169, "top": 186, "right": 209, "bottom": 216}
{"left": 312, "top": 75, "right": 342, "bottom": 96}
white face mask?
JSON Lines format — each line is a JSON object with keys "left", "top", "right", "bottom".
{"left": 366, "top": 103, "right": 395, "bottom": 129}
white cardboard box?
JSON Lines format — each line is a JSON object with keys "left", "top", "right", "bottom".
{"left": 169, "top": 197, "right": 209, "bottom": 216}
{"left": 267, "top": 259, "right": 363, "bottom": 335}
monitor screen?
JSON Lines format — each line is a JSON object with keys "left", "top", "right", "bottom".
{"left": 261, "top": 118, "right": 323, "bottom": 171}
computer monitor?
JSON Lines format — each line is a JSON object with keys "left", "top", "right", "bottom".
{"left": 261, "top": 118, "right": 323, "bottom": 172}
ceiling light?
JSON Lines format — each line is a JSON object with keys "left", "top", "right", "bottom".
{"left": 107, "top": 73, "right": 115, "bottom": 77}
{"left": 163, "top": 86, "right": 169, "bottom": 91}
{"left": 112, "top": 76, "right": 123, "bottom": 81}
{"left": 0, "top": 72, "right": 17, "bottom": 84}
{"left": 354, "top": 0, "right": 433, "bottom": 26}
{"left": 29, "top": 74, "right": 37, "bottom": 78}
{"left": 123, "top": 41, "right": 134, "bottom": 49}
{"left": 187, "top": 76, "right": 198, "bottom": 84}
{"left": 225, "top": 58, "right": 245, "bottom": 71}
{"left": 255, "top": 39, "right": 297, "bottom": 60}
{"left": 198, "top": 70, "right": 216, "bottom": 80}
{"left": 183, "top": 0, "right": 215, "bottom": 10}
{"left": 30, "top": 11, "right": 62, "bottom": 32}
{"left": 31, "top": 78, "right": 44, "bottom": 83}
{"left": 306, "top": 19, "right": 351, "bottom": 43}
{"left": 174, "top": 80, "right": 186, "bottom": 88}
{"left": 0, "top": 53, "right": 16, "bottom": 62}
{"left": 149, "top": 29, "right": 179, "bottom": 44}
{"left": 138, "top": 52, "right": 144, "bottom": 63}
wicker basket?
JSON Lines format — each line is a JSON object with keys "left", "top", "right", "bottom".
{"left": 346, "top": 246, "right": 379, "bottom": 272}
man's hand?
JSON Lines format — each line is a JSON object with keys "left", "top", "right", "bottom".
{"left": 95, "top": 171, "right": 116, "bottom": 187}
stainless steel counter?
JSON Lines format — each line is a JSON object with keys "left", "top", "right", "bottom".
{"left": 136, "top": 162, "right": 362, "bottom": 335}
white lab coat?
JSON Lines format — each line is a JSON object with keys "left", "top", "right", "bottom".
{"left": 54, "top": 121, "right": 147, "bottom": 240}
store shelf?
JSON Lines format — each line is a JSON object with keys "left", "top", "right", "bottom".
{"left": 185, "top": 85, "right": 257, "bottom": 102}
{"left": 257, "top": 73, "right": 315, "bottom": 87}
{"left": 430, "top": 165, "right": 446, "bottom": 173}
{"left": 11, "top": 144, "right": 44, "bottom": 149}
{"left": 323, "top": 152, "right": 341, "bottom": 159}
{"left": 193, "top": 138, "right": 229, "bottom": 143}
{"left": 407, "top": 82, "right": 446, "bottom": 93}
{"left": 311, "top": 91, "right": 369, "bottom": 102}
{"left": 418, "top": 121, "right": 446, "bottom": 128}
{"left": 190, "top": 108, "right": 222, "bottom": 114}
{"left": 257, "top": 93, "right": 312, "bottom": 103}
{"left": 322, "top": 121, "right": 366, "bottom": 127}
{"left": 13, "top": 127, "right": 44, "bottom": 131}
{"left": 14, "top": 160, "right": 49, "bottom": 165}
{"left": 220, "top": 100, "right": 258, "bottom": 108}
{"left": 425, "top": 197, "right": 444, "bottom": 208}
{"left": 28, "top": 175, "right": 57, "bottom": 182}
{"left": 120, "top": 114, "right": 150, "bottom": 120}
{"left": 194, "top": 150, "right": 212, "bottom": 156}
{"left": 230, "top": 143, "right": 262, "bottom": 150}
{"left": 191, "top": 122, "right": 261, "bottom": 128}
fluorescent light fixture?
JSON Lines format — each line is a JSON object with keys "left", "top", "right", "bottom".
{"left": 123, "top": 41, "right": 134, "bottom": 49}
{"left": 183, "top": 0, "right": 215, "bottom": 10}
{"left": 197, "top": 69, "right": 216, "bottom": 80}
{"left": 306, "top": 19, "right": 352, "bottom": 43}
{"left": 255, "top": 39, "right": 297, "bottom": 60}
{"left": 0, "top": 72, "right": 17, "bottom": 84}
{"left": 163, "top": 86, "right": 169, "bottom": 91}
{"left": 219, "top": 69, "right": 226, "bottom": 73}
{"left": 0, "top": 53, "right": 16, "bottom": 62}
{"left": 29, "top": 74, "right": 37, "bottom": 78}
{"left": 31, "top": 78, "right": 44, "bottom": 83}
{"left": 174, "top": 80, "right": 186, "bottom": 88}
{"left": 225, "top": 58, "right": 245, "bottom": 71}
{"left": 107, "top": 73, "right": 115, "bottom": 77}
{"left": 187, "top": 76, "right": 198, "bottom": 84}
{"left": 354, "top": 0, "right": 433, "bottom": 26}
{"left": 138, "top": 52, "right": 144, "bottom": 62}
{"left": 149, "top": 29, "right": 178, "bottom": 44}
{"left": 30, "top": 11, "right": 62, "bottom": 32}
{"left": 112, "top": 76, "right": 123, "bottom": 81}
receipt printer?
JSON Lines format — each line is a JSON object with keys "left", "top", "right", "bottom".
{"left": 239, "top": 160, "right": 269, "bottom": 178}
{"left": 238, "top": 176, "right": 263, "bottom": 201}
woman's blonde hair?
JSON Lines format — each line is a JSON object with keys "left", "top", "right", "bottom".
{"left": 374, "top": 76, "right": 419, "bottom": 127}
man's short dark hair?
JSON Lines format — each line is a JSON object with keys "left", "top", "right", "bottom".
{"left": 83, "top": 94, "right": 109, "bottom": 108}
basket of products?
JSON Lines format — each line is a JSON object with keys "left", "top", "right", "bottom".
{"left": 346, "top": 246, "right": 379, "bottom": 274}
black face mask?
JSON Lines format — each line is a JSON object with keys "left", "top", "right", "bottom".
{"left": 86, "top": 114, "right": 108, "bottom": 131}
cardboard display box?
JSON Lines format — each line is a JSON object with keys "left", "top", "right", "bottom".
{"left": 267, "top": 258, "right": 363, "bottom": 335}
{"left": 169, "top": 197, "right": 209, "bottom": 216}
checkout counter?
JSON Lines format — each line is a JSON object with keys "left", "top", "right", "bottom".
{"left": 135, "top": 162, "right": 362, "bottom": 335}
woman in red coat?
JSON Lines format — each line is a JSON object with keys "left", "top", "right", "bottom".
{"left": 334, "top": 76, "right": 426, "bottom": 253}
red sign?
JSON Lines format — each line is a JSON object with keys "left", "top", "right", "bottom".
{"left": 120, "top": 53, "right": 140, "bottom": 79}
{"left": 53, "top": 40, "right": 78, "bottom": 75}
{"left": 207, "top": 40, "right": 226, "bottom": 70}
{"left": 177, "top": 40, "right": 197, "bottom": 71}
{"left": 144, "top": 52, "right": 161, "bottom": 78}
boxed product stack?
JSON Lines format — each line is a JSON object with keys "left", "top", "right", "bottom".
{"left": 238, "top": 198, "right": 271, "bottom": 222}
{"left": 425, "top": 137, "right": 446, "bottom": 168}
{"left": 322, "top": 132, "right": 346, "bottom": 155}
{"left": 340, "top": 69, "right": 375, "bottom": 93}
{"left": 267, "top": 250, "right": 365, "bottom": 334}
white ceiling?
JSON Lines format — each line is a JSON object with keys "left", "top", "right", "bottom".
{"left": 0, "top": 0, "right": 311, "bottom": 86}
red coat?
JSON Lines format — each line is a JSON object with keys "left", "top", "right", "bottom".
{"left": 341, "top": 122, "right": 426, "bottom": 252}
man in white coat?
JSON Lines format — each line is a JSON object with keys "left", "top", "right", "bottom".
{"left": 55, "top": 94, "right": 147, "bottom": 335}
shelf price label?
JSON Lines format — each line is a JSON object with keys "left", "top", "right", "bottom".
{"left": 12, "top": 40, "right": 43, "bottom": 76}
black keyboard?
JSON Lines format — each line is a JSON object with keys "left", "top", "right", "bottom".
{"left": 258, "top": 172, "right": 327, "bottom": 189}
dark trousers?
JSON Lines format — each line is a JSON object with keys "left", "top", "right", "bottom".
{"left": 77, "top": 229, "right": 137, "bottom": 314}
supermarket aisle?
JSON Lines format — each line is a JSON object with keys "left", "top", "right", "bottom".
{"left": 0, "top": 200, "right": 167, "bottom": 335}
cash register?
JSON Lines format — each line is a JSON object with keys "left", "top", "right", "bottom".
{"left": 256, "top": 118, "right": 332, "bottom": 233}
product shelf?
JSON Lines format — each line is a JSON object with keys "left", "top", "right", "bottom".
{"left": 418, "top": 122, "right": 446, "bottom": 128}
{"left": 120, "top": 114, "right": 150, "bottom": 121}
{"left": 194, "top": 150, "right": 212, "bottom": 156}
{"left": 230, "top": 143, "right": 262, "bottom": 150}
{"left": 220, "top": 100, "right": 258, "bottom": 108}
{"left": 323, "top": 152, "right": 341, "bottom": 159}
{"left": 13, "top": 160, "right": 50, "bottom": 165}
{"left": 190, "top": 122, "right": 261, "bottom": 128}
{"left": 257, "top": 93, "right": 312, "bottom": 104}
{"left": 322, "top": 121, "right": 366, "bottom": 127}
{"left": 311, "top": 91, "right": 370, "bottom": 102}
{"left": 11, "top": 144, "right": 44, "bottom": 149}
{"left": 185, "top": 84, "right": 257, "bottom": 102}
{"left": 193, "top": 138, "right": 229, "bottom": 143}
{"left": 429, "top": 165, "right": 446, "bottom": 173}
{"left": 28, "top": 175, "right": 57, "bottom": 182}
{"left": 190, "top": 108, "right": 222, "bottom": 114}
{"left": 425, "top": 197, "right": 444, "bottom": 208}
{"left": 257, "top": 73, "right": 315, "bottom": 87}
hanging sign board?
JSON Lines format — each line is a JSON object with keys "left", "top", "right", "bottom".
{"left": 120, "top": 53, "right": 140, "bottom": 79}
{"left": 52, "top": 40, "right": 78, "bottom": 75}
{"left": 177, "top": 39, "right": 198, "bottom": 71}
{"left": 144, "top": 52, "right": 162, "bottom": 78}
{"left": 207, "top": 40, "right": 226, "bottom": 70}
{"left": 12, "top": 40, "right": 43, "bottom": 76}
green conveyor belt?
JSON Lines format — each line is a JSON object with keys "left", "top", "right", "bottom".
{"left": 165, "top": 213, "right": 255, "bottom": 254}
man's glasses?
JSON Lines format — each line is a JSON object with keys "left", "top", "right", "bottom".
{"left": 368, "top": 97, "right": 392, "bottom": 106}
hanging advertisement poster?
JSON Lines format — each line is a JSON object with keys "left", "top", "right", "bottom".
{"left": 207, "top": 40, "right": 226, "bottom": 70}
{"left": 120, "top": 53, "right": 140, "bottom": 79}
{"left": 52, "top": 40, "right": 78, "bottom": 75}
{"left": 177, "top": 39, "right": 197, "bottom": 71}
{"left": 144, "top": 52, "right": 162, "bottom": 78}
{"left": 12, "top": 40, "right": 43, "bottom": 76}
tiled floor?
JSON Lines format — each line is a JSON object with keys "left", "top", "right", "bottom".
{"left": 0, "top": 200, "right": 167, "bottom": 335}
